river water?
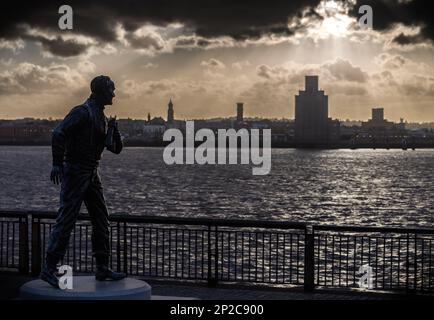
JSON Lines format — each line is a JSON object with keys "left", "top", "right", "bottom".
{"left": 0, "top": 146, "right": 433, "bottom": 228}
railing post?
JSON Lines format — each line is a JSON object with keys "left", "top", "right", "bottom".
{"left": 31, "top": 217, "right": 42, "bottom": 276}
{"left": 18, "top": 216, "right": 29, "bottom": 274}
{"left": 404, "top": 232, "right": 417, "bottom": 295}
{"left": 207, "top": 225, "right": 212, "bottom": 285}
{"left": 304, "top": 225, "right": 315, "bottom": 292}
{"left": 214, "top": 226, "right": 219, "bottom": 285}
{"left": 413, "top": 233, "right": 418, "bottom": 293}
{"left": 405, "top": 233, "right": 410, "bottom": 293}
{"left": 207, "top": 224, "right": 217, "bottom": 287}
{"left": 116, "top": 221, "right": 121, "bottom": 272}
{"left": 123, "top": 222, "right": 128, "bottom": 274}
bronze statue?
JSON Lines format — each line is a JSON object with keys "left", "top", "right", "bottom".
{"left": 41, "top": 75, "right": 126, "bottom": 288}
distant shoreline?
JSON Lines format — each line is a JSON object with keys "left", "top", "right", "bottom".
{"left": 1, "top": 141, "right": 434, "bottom": 149}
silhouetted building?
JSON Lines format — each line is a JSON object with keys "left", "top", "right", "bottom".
{"left": 0, "top": 125, "right": 52, "bottom": 143}
{"left": 372, "top": 108, "right": 384, "bottom": 122}
{"left": 295, "top": 76, "right": 330, "bottom": 145}
{"left": 237, "top": 102, "right": 244, "bottom": 122}
{"left": 143, "top": 116, "right": 166, "bottom": 142}
{"left": 398, "top": 118, "right": 406, "bottom": 131}
{"left": 167, "top": 99, "right": 174, "bottom": 124}
{"left": 362, "top": 107, "right": 396, "bottom": 131}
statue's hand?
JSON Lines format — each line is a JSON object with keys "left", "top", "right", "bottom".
{"left": 50, "top": 165, "right": 64, "bottom": 185}
{"left": 107, "top": 116, "right": 117, "bottom": 129}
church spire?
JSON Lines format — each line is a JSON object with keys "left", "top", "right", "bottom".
{"left": 167, "top": 98, "right": 174, "bottom": 123}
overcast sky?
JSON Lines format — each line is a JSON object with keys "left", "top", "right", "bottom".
{"left": 0, "top": 0, "right": 433, "bottom": 122}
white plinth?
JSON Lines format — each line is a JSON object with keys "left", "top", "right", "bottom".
{"left": 20, "top": 276, "right": 151, "bottom": 300}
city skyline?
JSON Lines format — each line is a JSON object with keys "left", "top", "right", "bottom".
{"left": 1, "top": 95, "right": 433, "bottom": 125}
{"left": 1, "top": 1, "right": 434, "bottom": 121}
{"left": 1, "top": 83, "right": 430, "bottom": 126}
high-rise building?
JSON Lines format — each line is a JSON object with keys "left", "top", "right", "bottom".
{"left": 362, "top": 107, "right": 395, "bottom": 131}
{"left": 295, "top": 76, "right": 329, "bottom": 145}
{"left": 372, "top": 108, "right": 384, "bottom": 122}
{"left": 236, "top": 102, "right": 244, "bottom": 122}
{"left": 167, "top": 99, "right": 174, "bottom": 124}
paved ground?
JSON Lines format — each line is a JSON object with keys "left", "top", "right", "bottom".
{"left": 0, "top": 273, "right": 429, "bottom": 300}
{"left": 147, "top": 281, "right": 394, "bottom": 300}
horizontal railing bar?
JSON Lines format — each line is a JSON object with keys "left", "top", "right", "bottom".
{"left": 0, "top": 210, "right": 306, "bottom": 230}
{"left": 313, "top": 224, "right": 434, "bottom": 235}
{"left": 1, "top": 210, "right": 433, "bottom": 234}
{"left": 0, "top": 211, "right": 30, "bottom": 218}
{"left": 109, "top": 215, "right": 307, "bottom": 229}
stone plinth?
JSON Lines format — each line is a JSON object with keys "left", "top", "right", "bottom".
{"left": 20, "top": 276, "right": 151, "bottom": 300}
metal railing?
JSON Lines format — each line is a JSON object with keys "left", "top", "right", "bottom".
{"left": 313, "top": 225, "right": 434, "bottom": 293}
{"left": 0, "top": 211, "right": 29, "bottom": 274}
{"left": 0, "top": 210, "right": 433, "bottom": 294}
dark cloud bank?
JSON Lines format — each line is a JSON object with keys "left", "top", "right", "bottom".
{"left": 349, "top": 0, "right": 434, "bottom": 45}
{"left": 1, "top": 0, "right": 433, "bottom": 57}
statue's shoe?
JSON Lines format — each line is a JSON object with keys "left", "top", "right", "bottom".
{"left": 95, "top": 267, "right": 126, "bottom": 281}
{"left": 40, "top": 267, "right": 60, "bottom": 289}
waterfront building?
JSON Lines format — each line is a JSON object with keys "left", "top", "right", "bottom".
{"left": 295, "top": 76, "right": 337, "bottom": 145}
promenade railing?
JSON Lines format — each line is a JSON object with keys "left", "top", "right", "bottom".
{"left": 0, "top": 210, "right": 432, "bottom": 294}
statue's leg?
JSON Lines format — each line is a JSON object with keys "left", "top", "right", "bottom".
{"left": 84, "top": 168, "right": 126, "bottom": 280}
{"left": 83, "top": 169, "right": 110, "bottom": 261}
{"left": 41, "top": 164, "right": 92, "bottom": 287}
{"left": 46, "top": 164, "right": 92, "bottom": 265}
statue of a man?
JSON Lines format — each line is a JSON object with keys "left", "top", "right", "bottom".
{"left": 41, "top": 75, "right": 126, "bottom": 288}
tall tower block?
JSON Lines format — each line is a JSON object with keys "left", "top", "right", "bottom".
{"left": 295, "top": 76, "right": 329, "bottom": 145}
{"left": 237, "top": 102, "right": 244, "bottom": 122}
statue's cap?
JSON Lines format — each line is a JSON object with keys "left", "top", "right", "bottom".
{"left": 90, "top": 75, "right": 113, "bottom": 94}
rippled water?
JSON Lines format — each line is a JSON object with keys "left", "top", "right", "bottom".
{"left": 0, "top": 146, "right": 433, "bottom": 227}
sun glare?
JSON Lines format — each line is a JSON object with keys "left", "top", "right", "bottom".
{"left": 315, "top": 0, "right": 352, "bottom": 38}
{"left": 320, "top": 15, "right": 351, "bottom": 37}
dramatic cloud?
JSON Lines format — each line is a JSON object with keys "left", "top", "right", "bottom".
{"left": 172, "top": 35, "right": 236, "bottom": 50}
{"left": 121, "top": 26, "right": 168, "bottom": 55}
{"left": 372, "top": 53, "right": 434, "bottom": 98}
{"left": 1, "top": 1, "right": 434, "bottom": 57}
{"left": 392, "top": 32, "right": 424, "bottom": 45}
{"left": 141, "top": 62, "right": 159, "bottom": 69}
{"left": 0, "top": 62, "right": 90, "bottom": 94}
{"left": 0, "top": 0, "right": 320, "bottom": 41}
{"left": 121, "top": 78, "right": 179, "bottom": 98}
{"left": 200, "top": 58, "right": 226, "bottom": 69}
{"left": 375, "top": 53, "right": 406, "bottom": 70}
{"left": 29, "top": 35, "right": 90, "bottom": 57}
{"left": 2, "top": 24, "right": 100, "bottom": 57}
{"left": 349, "top": 0, "right": 434, "bottom": 45}
{"left": 256, "top": 58, "right": 368, "bottom": 85}
{"left": 0, "top": 0, "right": 323, "bottom": 57}
{"left": 0, "top": 38, "right": 24, "bottom": 52}
{"left": 323, "top": 58, "right": 368, "bottom": 83}
{"left": 232, "top": 60, "right": 251, "bottom": 70}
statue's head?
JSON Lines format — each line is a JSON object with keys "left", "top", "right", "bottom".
{"left": 90, "top": 75, "right": 115, "bottom": 106}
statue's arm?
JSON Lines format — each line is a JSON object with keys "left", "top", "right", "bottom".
{"left": 52, "top": 106, "right": 86, "bottom": 166}
{"left": 107, "top": 125, "right": 123, "bottom": 154}
{"left": 106, "top": 117, "right": 123, "bottom": 154}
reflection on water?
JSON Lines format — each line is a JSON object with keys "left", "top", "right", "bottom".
{"left": 0, "top": 146, "right": 433, "bottom": 227}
